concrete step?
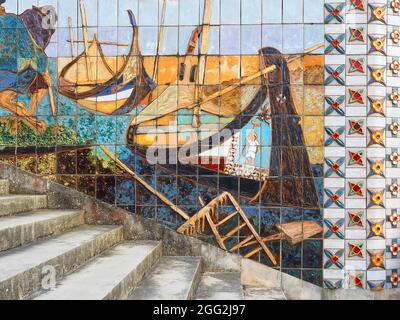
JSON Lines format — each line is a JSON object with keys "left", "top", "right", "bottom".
{"left": 0, "top": 225, "right": 123, "bottom": 300}
{"left": 244, "top": 287, "right": 287, "bottom": 300}
{"left": 0, "top": 180, "right": 9, "bottom": 195}
{"left": 0, "top": 195, "right": 47, "bottom": 217}
{"left": 128, "top": 256, "right": 202, "bottom": 300}
{"left": 195, "top": 272, "right": 244, "bottom": 300}
{"left": 0, "top": 209, "right": 85, "bottom": 252}
{"left": 34, "top": 241, "right": 162, "bottom": 300}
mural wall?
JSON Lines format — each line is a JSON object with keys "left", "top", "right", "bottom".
{"left": 2, "top": 0, "right": 335, "bottom": 288}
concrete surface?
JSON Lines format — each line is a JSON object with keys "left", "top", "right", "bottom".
{"left": 0, "top": 209, "right": 85, "bottom": 252}
{"left": 0, "top": 180, "right": 9, "bottom": 195}
{"left": 34, "top": 241, "right": 162, "bottom": 300}
{"left": 195, "top": 272, "right": 244, "bottom": 300}
{"left": 0, "top": 195, "right": 47, "bottom": 217}
{"left": 244, "top": 287, "right": 287, "bottom": 300}
{"left": 0, "top": 225, "right": 123, "bottom": 300}
{"left": 128, "top": 256, "right": 202, "bottom": 300}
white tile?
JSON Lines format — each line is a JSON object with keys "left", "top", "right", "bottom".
{"left": 346, "top": 229, "right": 367, "bottom": 239}
{"left": 387, "top": 137, "right": 400, "bottom": 148}
{"left": 386, "top": 167, "right": 400, "bottom": 178}
{"left": 324, "top": 178, "right": 345, "bottom": 188}
{"left": 325, "top": 55, "right": 346, "bottom": 64}
{"left": 325, "top": 24, "right": 346, "bottom": 33}
{"left": 367, "top": 55, "right": 387, "bottom": 65}
{"left": 366, "top": 209, "right": 386, "bottom": 219}
{"left": 346, "top": 168, "right": 367, "bottom": 178}
{"left": 347, "top": 76, "right": 367, "bottom": 86}
{"left": 366, "top": 239, "right": 386, "bottom": 249}
{"left": 345, "top": 260, "right": 367, "bottom": 271}
{"left": 367, "top": 86, "right": 386, "bottom": 96}
{"left": 324, "top": 208, "right": 346, "bottom": 219}
{"left": 386, "top": 259, "right": 400, "bottom": 269}
{"left": 346, "top": 15, "right": 367, "bottom": 24}
{"left": 366, "top": 270, "right": 386, "bottom": 280}
{"left": 366, "top": 147, "right": 386, "bottom": 157}
{"left": 325, "top": 147, "right": 346, "bottom": 157}
{"left": 368, "top": 24, "right": 387, "bottom": 35}
{"left": 324, "top": 239, "right": 345, "bottom": 249}
{"left": 325, "top": 116, "right": 346, "bottom": 126}
{"left": 367, "top": 117, "right": 386, "bottom": 127}
{"left": 346, "top": 45, "right": 367, "bottom": 55}
{"left": 387, "top": 198, "right": 400, "bottom": 208}
{"left": 346, "top": 199, "right": 367, "bottom": 209}
{"left": 346, "top": 107, "right": 367, "bottom": 117}
{"left": 387, "top": 228, "right": 400, "bottom": 239}
{"left": 388, "top": 15, "right": 400, "bottom": 26}
{"left": 346, "top": 138, "right": 367, "bottom": 147}
{"left": 324, "top": 269, "right": 345, "bottom": 279}
{"left": 325, "top": 86, "right": 346, "bottom": 95}
{"left": 388, "top": 77, "right": 400, "bottom": 87}
{"left": 387, "top": 46, "right": 400, "bottom": 56}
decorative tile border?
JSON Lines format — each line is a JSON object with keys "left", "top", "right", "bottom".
{"left": 324, "top": 0, "right": 400, "bottom": 290}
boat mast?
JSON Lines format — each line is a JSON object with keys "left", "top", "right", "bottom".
{"left": 79, "top": 0, "right": 92, "bottom": 79}
{"left": 192, "top": 0, "right": 213, "bottom": 128}
{"left": 68, "top": 17, "right": 76, "bottom": 58}
{"left": 152, "top": 0, "right": 167, "bottom": 83}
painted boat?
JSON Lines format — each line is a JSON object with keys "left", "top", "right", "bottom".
{"left": 126, "top": 47, "right": 319, "bottom": 208}
{"left": 58, "top": 9, "right": 154, "bottom": 115}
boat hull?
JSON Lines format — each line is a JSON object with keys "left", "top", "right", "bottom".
{"left": 126, "top": 83, "right": 268, "bottom": 201}
{"left": 126, "top": 47, "right": 321, "bottom": 209}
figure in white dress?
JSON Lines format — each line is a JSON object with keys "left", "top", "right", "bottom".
{"left": 242, "top": 121, "right": 260, "bottom": 167}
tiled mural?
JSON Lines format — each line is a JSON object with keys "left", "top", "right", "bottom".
{"left": 0, "top": 0, "right": 396, "bottom": 290}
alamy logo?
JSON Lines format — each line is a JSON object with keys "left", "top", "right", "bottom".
{"left": 41, "top": 265, "right": 56, "bottom": 291}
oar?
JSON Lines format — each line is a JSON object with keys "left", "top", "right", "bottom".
{"left": 152, "top": 0, "right": 167, "bottom": 83}
{"left": 45, "top": 69, "right": 57, "bottom": 118}
{"left": 68, "top": 17, "right": 76, "bottom": 58}
{"left": 48, "top": 86, "right": 57, "bottom": 118}
{"left": 192, "top": 0, "right": 213, "bottom": 127}
{"left": 182, "top": 65, "right": 276, "bottom": 111}
{"left": 79, "top": 0, "right": 91, "bottom": 79}
{"left": 100, "top": 146, "right": 190, "bottom": 221}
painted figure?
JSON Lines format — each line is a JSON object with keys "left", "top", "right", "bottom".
{"left": 0, "top": 4, "right": 57, "bottom": 132}
{"left": 0, "top": 1, "right": 5, "bottom": 16}
{"left": 242, "top": 121, "right": 261, "bottom": 167}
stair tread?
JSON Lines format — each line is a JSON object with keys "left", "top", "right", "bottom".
{"left": 0, "top": 194, "right": 46, "bottom": 200}
{"left": 128, "top": 256, "right": 202, "bottom": 300}
{"left": 196, "top": 272, "right": 244, "bottom": 300}
{"left": 0, "top": 194, "right": 48, "bottom": 217}
{"left": 35, "top": 241, "right": 161, "bottom": 300}
{"left": 0, "top": 225, "right": 121, "bottom": 282}
{"left": 244, "top": 287, "right": 287, "bottom": 300}
{"left": 0, "top": 209, "right": 84, "bottom": 230}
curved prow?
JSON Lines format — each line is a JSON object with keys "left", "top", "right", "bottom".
{"left": 127, "top": 9, "right": 136, "bottom": 27}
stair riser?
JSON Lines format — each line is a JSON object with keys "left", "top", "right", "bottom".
{"left": 0, "top": 212, "right": 85, "bottom": 252}
{"left": 185, "top": 260, "right": 203, "bottom": 300}
{"left": 0, "top": 180, "right": 9, "bottom": 195}
{"left": 195, "top": 273, "right": 244, "bottom": 300}
{"left": 0, "top": 227, "right": 123, "bottom": 300}
{"left": 0, "top": 196, "right": 48, "bottom": 217}
{"left": 104, "top": 243, "right": 163, "bottom": 300}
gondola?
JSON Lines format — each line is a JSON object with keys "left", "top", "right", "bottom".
{"left": 58, "top": 7, "right": 154, "bottom": 115}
